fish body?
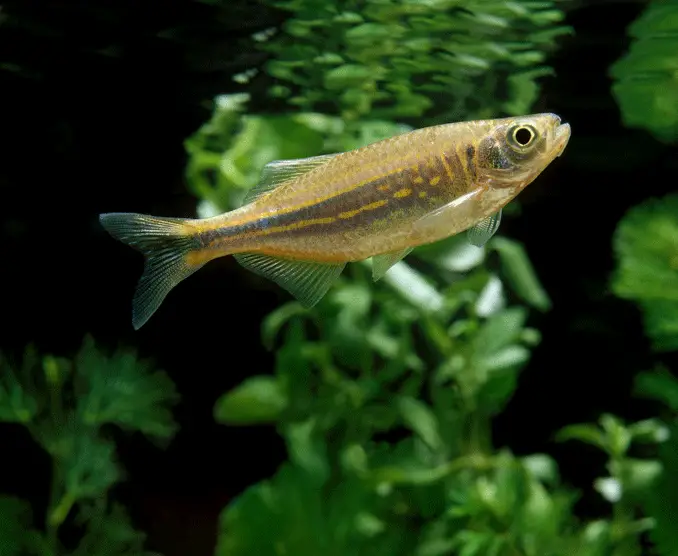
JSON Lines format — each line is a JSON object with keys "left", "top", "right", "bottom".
{"left": 101, "top": 113, "right": 570, "bottom": 329}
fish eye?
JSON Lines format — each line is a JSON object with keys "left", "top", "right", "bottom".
{"left": 509, "top": 125, "right": 538, "bottom": 149}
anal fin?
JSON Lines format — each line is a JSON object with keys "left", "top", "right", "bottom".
{"left": 372, "top": 248, "right": 413, "bottom": 281}
{"left": 234, "top": 252, "right": 345, "bottom": 307}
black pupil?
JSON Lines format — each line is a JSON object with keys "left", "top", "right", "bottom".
{"left": 515, "top": 127, "right": 533, "bottom": 146}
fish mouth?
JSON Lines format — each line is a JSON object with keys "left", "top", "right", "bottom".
{"left": 553, "top": 121, "right": 571, "bottom": 157}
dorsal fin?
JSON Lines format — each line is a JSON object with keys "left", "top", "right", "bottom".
{"left": 242, "top": 153, "right": 339, "bottom": 205}
{"left": 467, "top": 209, "right": 502, "bottom": 247}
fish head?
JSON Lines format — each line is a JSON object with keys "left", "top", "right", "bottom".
{"left": 474, "top": 113, "right": 570, "bottom": 197}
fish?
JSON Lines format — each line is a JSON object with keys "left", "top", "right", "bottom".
{"left": 100, "top": 112, "right": 570, "bottom": 329}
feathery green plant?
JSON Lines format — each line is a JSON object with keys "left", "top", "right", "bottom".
{"left": 0, "top": 337, "right": 178, "bottom": 556}
{"left": 610, "top": 0, "right": 678, "bottom": 143}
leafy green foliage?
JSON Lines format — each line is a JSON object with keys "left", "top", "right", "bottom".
{"left": 211, "top": 246, "right": 659, "bottom": 555}
{"left": 610, "top": 0, "right": 678, "bottom": 143}
{"left": 0, "top": 337, "right": 177, "bottom": 556}
{"left": 611, "top": 194, "right": 678, "bottom": 351}
{"left": 0, "top": 496, "right": 42, "bottom": 556}
{"left": 643, "top": 423, "right": 678, "bottom": 556}
{"left": 557, "top": 414, "right": 664, "bottom": 555}
{"left": 216, "top": 463, "right": 409, "bottom": 556}
{"left": 256, "top": 0, "right": 570, "bottom": 122}
{"left": 70, "top": 503, "right": 161, "bottom": 556}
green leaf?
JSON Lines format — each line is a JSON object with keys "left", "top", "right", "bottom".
{"left": 491, "top": 237, "right": 551, "bottom": 311}
{"left": 0, "top": 354, "right": 40, "bottom": 424}
{"left": 628, "top": 418, "right": 671, "bottom": 443}
{"left": 261, "top": 302, "right": 307, "bottom": 350}
{"left": 73, "top": 336, "right": 179, "bottom": 442}
{"left": 215, "top": 463, "right": 405, "bottom": 555}
{"left": 556, "top": 424, "right": 607, "bottom": 452}
{"left": 345, "top": 23, "right": 393, "bottom": 43}
{"left": 71, "top": 501, "right": 158, "bottom": 556}
{"left": 612, "top": 194, "right": 678, "bottom": 351}
{"left": 475, "top": 364, "right": 522, "bottom": 416}
{"left": 0, "top": 496, "right": 40, "bottom": 556}
{"left": 610, "top": 0, "right": 678, "bottom": 142}
{"left": 474, "top": 307, "right": 527, "bottom": 355}
{"left": 455, "top": 530, "right": 494, "bottom": 556}
{"left": 599, "top": 413, "right": 631, "bottom": 457}
{"left": 54, "top": 422, "right": 121, "bottom": 502}
{"left": 324, "top": 64, "right": 376, "bottom": 90}
{"left": 642, "top": 423, "right": 678, "bottom": 556}
{"left": 397, "top": 396, "right": 443, "bottom": 452}
{"left": 284, "top": 418, "right": 330, "bottom": 481}
{"left": 369, "top": 438, "right": 453, "bottom": 486}
{"left": 616, "top": 458, "right": 662, "bottom": 498}
{"left": 635, "top": 366, "right": 678, "bottom": 410}
{"left": 521, "top": 454, "right": 559, "bottom": 484}
{"left": 214, "top": 376, "right": 288, "bottom": 425}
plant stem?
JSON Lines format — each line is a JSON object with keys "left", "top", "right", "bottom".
{"left": 46, "top": 458, "right": 74, "bottom": 555}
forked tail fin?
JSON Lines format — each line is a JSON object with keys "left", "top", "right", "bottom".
{"left": 99, "top": 212, "right": 204, "bottom": 330}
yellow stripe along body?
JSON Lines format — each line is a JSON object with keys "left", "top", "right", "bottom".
{"left": 193, "top": 124, "right": 480, "bottom": 264}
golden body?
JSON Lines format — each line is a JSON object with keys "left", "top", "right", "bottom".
{"left": 100, "top": 113, "right": 570, "bottom": 329}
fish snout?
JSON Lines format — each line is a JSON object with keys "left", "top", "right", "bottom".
{"left": 553, "top": 121, "right": 571, "bottom": 157}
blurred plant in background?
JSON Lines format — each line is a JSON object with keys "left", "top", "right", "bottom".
{"left": 609, "top": 0, "right": 678, "bottom": 143}
{"left": 0, "top": 337, "right": 178, "bottom": 556}
{"left": 611, "top": 193, "right": 678, "bottom": 556}
{"left": 608, "top": 1, "right": 678, "bottom": 546}
{"left": 612, "top": 194, "right": 678, "bottom": 353}
{"left": 213, "top": 263, "right": 668, "bottom": 556}
{"left": 256, "top": 0, "right": 570, "bottom": 123}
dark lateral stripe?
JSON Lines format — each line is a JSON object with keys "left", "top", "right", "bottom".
{"left": 203, "top": 160, "right": 465, "bottom": 244}
{"left": 205, "top": 173, "right": 399, "bottom": 241}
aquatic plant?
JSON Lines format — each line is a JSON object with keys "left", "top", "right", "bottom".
{"left": 210, "top": 251, "right": 670, "bottom": 556}
{"left": 611, "top": 193, "right": 678, "bottom": 555}
{"left": 610, "top": 0, "right": 678, "bottom": 143}
{"left": 253, "top": 0, "right": 571, "bottom": 123}
{"left": 612, "top": 194, "right": 678, "bottom": 352}
{"left": 0, "top": 337, "right": 178, "bottom": 556}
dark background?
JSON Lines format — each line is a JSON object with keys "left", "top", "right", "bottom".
{"left": 0, "top": 1, "right": 672, "bottom": 554}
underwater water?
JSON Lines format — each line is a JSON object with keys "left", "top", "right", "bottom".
{"left": 1, "top": 1, "right": 677, "bottom": 555}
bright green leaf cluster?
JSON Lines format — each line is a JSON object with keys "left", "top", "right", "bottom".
{"left": 611, "top": 193, "right": 678, "bottom": 351}
{"left": 0, "top": 337, "right": 177, "bottom": 556}
{"left": 610, "top": 0, "right": 678, "bottom": 142}
{"left": 256, "top": 0, "right": 571, "bottom": 122}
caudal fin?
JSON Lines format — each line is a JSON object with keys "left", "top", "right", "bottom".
{"left": 99, "top": 212, "right": 204, "bottom": 330}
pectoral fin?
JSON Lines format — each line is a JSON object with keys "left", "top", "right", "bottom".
{"left": 411, "top": 189, "right": 483, "bottom": 237}
{"left": 243, "top": 153, "right": 339, "bottom": 204}
{"left": 372, "top": 248, "right": 413, "bottom": 281}
{"left": 467, "top": 209, "right": 502, "bottom": 247}
{"left": 234, "top": 253, "right": 345, "bottom": 307}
